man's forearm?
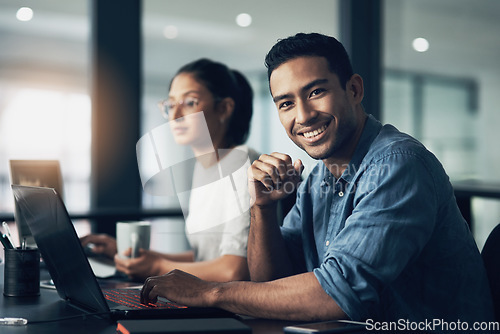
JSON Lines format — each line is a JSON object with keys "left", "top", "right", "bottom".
{"left": 212, "top": 272, "right": 347, "bottom": 321}
{"left": 248, "top": 204, "right": 294, "bottom": 281}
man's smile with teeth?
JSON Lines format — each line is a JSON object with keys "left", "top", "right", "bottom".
{"left": 302, "top": 123, "right": 329, "bottom": 138}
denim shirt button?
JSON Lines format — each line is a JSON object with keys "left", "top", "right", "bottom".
{"left": 326, "top": 240, "right": 330, "bottom": 246}
{"left": 338, "top": 191, "right": 344, "bottom": 197}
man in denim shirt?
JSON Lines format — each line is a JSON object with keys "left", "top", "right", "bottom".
{"left": 141, "top": 33, "right": 494, "bottom": 328}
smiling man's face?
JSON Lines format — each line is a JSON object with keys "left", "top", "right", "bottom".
{"left": 270, "top": 56, "right": 362, "bottom": 163}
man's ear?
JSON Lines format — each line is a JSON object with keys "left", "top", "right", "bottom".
{"left": 346, "top": 74, "right": 364, "bottom": 104}
{"left": 217, "top": 97, "right": 235, "bottom": 123}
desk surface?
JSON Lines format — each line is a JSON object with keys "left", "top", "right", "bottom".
{"left": 0, "top": 264, "right": 305, "bottom": 334}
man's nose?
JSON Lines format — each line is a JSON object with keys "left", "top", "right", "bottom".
{"left": 296, "top": 100, "right": 317, "bottom": 124}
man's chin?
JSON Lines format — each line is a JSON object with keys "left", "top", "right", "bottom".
{"left": 303, "top": 146, "right": 333, "bottom": 161}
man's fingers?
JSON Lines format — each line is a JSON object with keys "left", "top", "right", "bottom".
{"left": 252, "top": 158, "right": 282, "bottom": 189}
{"left": 144, "top": 283, "right": 158, "bottom": 304}
{"left": 251, "top": 153, "right": 296, "bottom": 190}
{"left": 141, "top": 276, "right": 167, "bottom": 304}
{"left": 263, "top": 154, "right": 287, "bottom": 185}
{"left": 141, "top": 277, "right": 154, "bottom": 304}
{"left": 250, "top": 160, "right": 278, "bottom": 190}
{"left": 263, "top": 153, "right": 296, "bottom": 182}
{"left": 260, "top": 153, "right": 292, "bottom": 174}
{"left": 294, "top": 159, "right": 304, "bottom": 176}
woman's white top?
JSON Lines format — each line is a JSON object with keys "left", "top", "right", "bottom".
{"left": 184, "top": 145, "right": 259, "bottom": 262}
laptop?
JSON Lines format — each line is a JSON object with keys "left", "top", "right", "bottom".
{"left": 11, "top": 184, "right": 232, "bottom": 320}
{"left": 9, "top": 159, "right": 64, "bottom": 247}
{"left": 9, "top": 160, "right": 115, "bottom": 278}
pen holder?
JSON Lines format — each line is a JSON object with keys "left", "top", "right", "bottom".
{"left": 3, "top": 247, "right": 40, "bottom": 297}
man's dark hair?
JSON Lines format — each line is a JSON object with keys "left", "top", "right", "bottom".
{"left": 172, "top": 58, "right": 253, "bottom": 147}
{"left": 265, "top": 33, "right": 354, "bottom": 90}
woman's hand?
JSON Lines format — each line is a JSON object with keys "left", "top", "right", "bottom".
{"left": 114, "top": 249, "right": 169, "bottom": 281}
{"left": 80, "top": 234, "right": 117, "bottom": 259}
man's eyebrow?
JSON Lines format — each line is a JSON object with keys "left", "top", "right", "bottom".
{"left": 302, "top": 78, "right": 329, "bottom": 92}
{"left": 272, "top": 78, "right": 329, "bottom": 103}
{"left": 273, "top": 93, "right": 292, "bottom": 103}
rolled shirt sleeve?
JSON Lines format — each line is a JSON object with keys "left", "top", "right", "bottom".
{"left": 314, "top": 151, "right": 438, "bottom": 320}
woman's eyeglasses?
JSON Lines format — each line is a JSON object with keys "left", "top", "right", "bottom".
{"left": 157, "top": 96, "right": 200, "bottom": 119}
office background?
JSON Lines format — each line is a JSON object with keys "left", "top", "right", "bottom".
{"left": 0, "top": 0, "right": 499, "bottom": 253}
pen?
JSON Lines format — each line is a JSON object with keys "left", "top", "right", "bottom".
{"left": 2, "top": 222, "right": 16, "bottom": 248}
{"left": 0, "top": 233, "right": 14, "bottom": 249}
{"left": 0, "top": 317, "right": 28, "bottom": 325}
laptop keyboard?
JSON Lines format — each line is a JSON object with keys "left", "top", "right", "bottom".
{"left": 104, "top": 289, "right": 187, "bottom": 309}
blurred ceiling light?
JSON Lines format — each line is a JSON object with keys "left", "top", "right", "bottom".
{"left": 412, "top": 37, "right": 429, "bottom": 52}
{"left": 163, "top": 25, "right": 178, "bottom": 39}
{"left": 236, "top": 13, "right": 252, "bottom": 27}
{"left": 16, "top": 7, "right": 34, "bottom": 22}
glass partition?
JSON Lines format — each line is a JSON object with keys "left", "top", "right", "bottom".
{"left": 383, "top": 0, "right": 500, "bottom": 248}
{"left": 141, "top": 0, "right": 341, "bottom": 210}
{"left": 140, "top": 0, "right": 341, "bottom": 252}
{"left": 0, "top": 1, "right": 91, "bottom": 213}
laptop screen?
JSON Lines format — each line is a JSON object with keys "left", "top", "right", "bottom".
{"left": 11, "top": 185, "right": 109, "bottom": 314}
{"left": 9, "top": 160, "right": 64, "bottom": 247}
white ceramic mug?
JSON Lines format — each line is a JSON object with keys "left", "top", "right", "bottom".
{"left": 116, "top": 221, "right": 151, "bottom": 258}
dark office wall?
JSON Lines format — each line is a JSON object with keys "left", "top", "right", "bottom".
{"left": 341, "top": 0, "right": 382, "bottom": 121}
{"left": 91, "top": 0, "right": 142, "bottom": 235}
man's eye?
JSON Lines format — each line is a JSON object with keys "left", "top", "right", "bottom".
{"left": 310, "top": 88, "right": 326, "bottom": 97}
{"left": 279, "top": 101, "right": 293, "bottom": 110}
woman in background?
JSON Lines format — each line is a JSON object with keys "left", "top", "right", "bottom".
{"left": 81, "top": 58, "right": 257, "bottom": 282}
